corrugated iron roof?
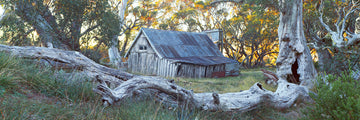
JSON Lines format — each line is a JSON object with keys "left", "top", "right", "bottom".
{"left": 126, "top": 28, "right": 238, "bottom": 65}
{"left": 167, "top": 56, "right": 236, "bottom": 66}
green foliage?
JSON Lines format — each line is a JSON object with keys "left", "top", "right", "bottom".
{"left": 0, "top": 0, "right": 122, "bottom": 51}
{"left": 97, "top": 11, "right": 121, "bottom": 46}
{"left": 324, "top": 47, "right": 360, "bottom": 75}
{"left": 81, "top": 48, "right": 103, "bottom": 63}
{"left": 303, "top": 72, "right": 360, "bottom": 120}
{"left": 220, "top": 0, "right": 279, "bottom": 68}
{"left": 0, "top": 12, "right": 35, "bottom": 46}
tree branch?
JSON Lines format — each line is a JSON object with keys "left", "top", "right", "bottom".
{"left": 318, "top": 0, "right": 360, "bottom": 48}
{"left": 318, "top": 1, "right": 334, "bottom": 34}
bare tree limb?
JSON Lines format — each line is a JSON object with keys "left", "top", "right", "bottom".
{"left": 318, "top": 0, "right": 360, "bottom": 48}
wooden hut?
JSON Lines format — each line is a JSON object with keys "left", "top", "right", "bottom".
{"left": 125, "top": 28, "right": 239, "bottom": 78}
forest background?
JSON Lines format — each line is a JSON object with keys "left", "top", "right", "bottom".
{"left": 1, "top": 0, "right": 360, "bottom": 119}
{"left": 3, "top": 0, "right": 358, "bottom": 73}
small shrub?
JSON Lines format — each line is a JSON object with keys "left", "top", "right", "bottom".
{"left": 303, "top": 72, "right": 360, "bottom": 120}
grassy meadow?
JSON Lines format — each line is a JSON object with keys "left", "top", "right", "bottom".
{"left": 0, "top": 52, "right": 303, "bottom": 119}
{"left": 175, "top": 69, "right": 277, "bottom": 94}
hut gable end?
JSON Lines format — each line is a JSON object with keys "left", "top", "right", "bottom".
{"left": 130, "top": 34, "right": 154, "bottom": 54}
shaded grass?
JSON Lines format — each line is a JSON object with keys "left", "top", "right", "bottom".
{"left": 175, "top": 70, "right": 277, "bottom": 93}
{"left": 0, "top": 52, "right": 97, "bottom": 102}
{"left": 0, "top": 52, "right": 19, "bottom": 96}
{"left": 0, "top": 94, "right": 291, "bottom": 120}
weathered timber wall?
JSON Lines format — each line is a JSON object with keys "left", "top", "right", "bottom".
{"left": 176, "top": 63, "right": 225, "bottom": 78}
{"left": 128, "top": 53, "right": 226, "bottom": 78}
{"left": 128, "top": 52, "right": 158, "bottom": 75}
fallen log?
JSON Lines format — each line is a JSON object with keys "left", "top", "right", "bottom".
{"left": 0, "top": 44, "right": 313, "bottom": 112}
{"left": 0, "top": 44, "right": 133, "bottom": 86}
{"left": 94, "top": 75, "right": 313, "bottom": 111}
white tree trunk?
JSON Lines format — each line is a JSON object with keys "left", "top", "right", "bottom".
{"left": 277, "top": 0, "right": 317, "bottom": 89}
{"left": 108, "top": 0, "right": 128, "bottom": 68}
{"left": 108, "top": 36, "right": 122, "bottom": 68}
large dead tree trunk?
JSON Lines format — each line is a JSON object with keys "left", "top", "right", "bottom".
{"left": 0, "top": 44, "right": 313, "bottom": 112}
{"left": 277, "top": 0, "right": 317, "bottom": 88}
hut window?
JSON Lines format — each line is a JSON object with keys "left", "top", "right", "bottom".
{"left": 139, "top": 45, "right": 147, "bottom": 50}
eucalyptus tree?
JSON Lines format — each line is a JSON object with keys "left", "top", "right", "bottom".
{"left": 220, "top": 1, "right": 279, "bottom": 68}
{"left": 0, "top": 0, "right": 127, "bottom": 65}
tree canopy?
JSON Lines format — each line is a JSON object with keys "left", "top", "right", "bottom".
{"left": 0, "top": 0, "right": 359, "bottom": 71}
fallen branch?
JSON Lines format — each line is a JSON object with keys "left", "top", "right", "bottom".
{"left": 261, "top": 69, "right": 278, "bottom": 84}
{"left": 0, "top": 44, "right": 313, "bottom": 112}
